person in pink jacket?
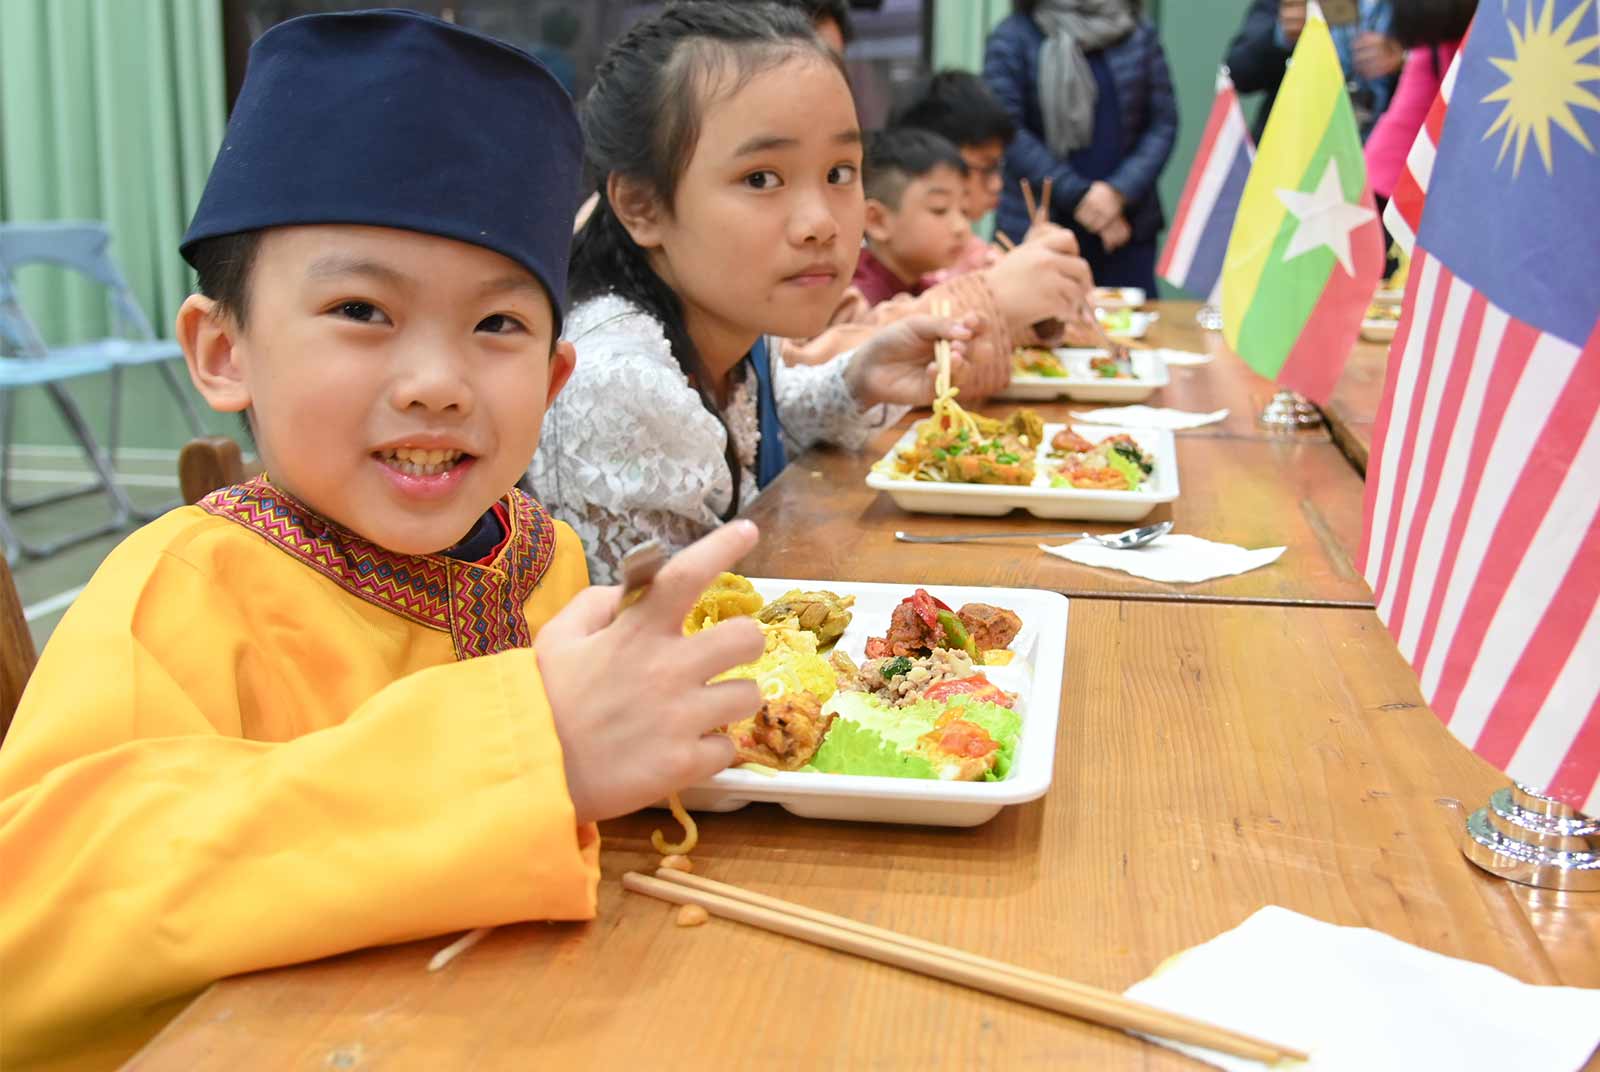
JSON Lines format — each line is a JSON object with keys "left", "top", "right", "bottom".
{"left": 1364, "top": 0, "right": 1476, "bottom": 199}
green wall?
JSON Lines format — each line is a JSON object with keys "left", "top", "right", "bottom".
{"left": 1154, "top": 0, "right": 1254, "bottom": 296}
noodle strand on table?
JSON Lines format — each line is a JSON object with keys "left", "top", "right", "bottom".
{"left": 651, "top": 792, "right": 699, "bottom": 855}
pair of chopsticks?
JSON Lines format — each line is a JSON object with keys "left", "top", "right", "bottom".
{"left": 627, "top": 868, "right": 1309, "bottom": 1064}
{"left": 1021, "top": 176, "right": 1053, "bottom": 231}
{"left": 1003, "top": 177, "right": 1129, "bottom": 359}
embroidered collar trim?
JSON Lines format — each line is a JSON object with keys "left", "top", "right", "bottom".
{"left": 198, "top": 476, "right": 558, "bottom": 660}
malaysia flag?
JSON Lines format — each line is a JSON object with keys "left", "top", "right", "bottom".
{"left": 1360, "top": 0, "right": 1600, "bottom": 812}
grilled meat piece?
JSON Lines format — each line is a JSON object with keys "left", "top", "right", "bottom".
{"left": 956, "top": 603, "right": 1023, "bottom": 651}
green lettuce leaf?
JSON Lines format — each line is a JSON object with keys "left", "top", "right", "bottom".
{"left": 815, "top": 692, "right": 1023, "bottom": 781}
{"left": 1105, "top": 447, "right": 1143, "bottom": 490}
{"left": 810, "top": 718, "right": 937, "bottom": 778}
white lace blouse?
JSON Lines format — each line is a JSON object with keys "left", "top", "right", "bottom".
{"left": 529, "top": 293, "right": 901, "bottom": 583}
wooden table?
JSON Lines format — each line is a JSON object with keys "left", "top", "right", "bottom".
{"left": 1323, "top": 340, "right": 1391, "bottom": 475}
{"left": 130, "top": 601, "right": 1600, "bottom": 1070}
{"left": 739, "top": 413, "right": 1374, "bottom": 607}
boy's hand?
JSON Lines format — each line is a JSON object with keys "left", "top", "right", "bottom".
{"left": 987, "top": 229, "right": 1094, "bottom": 331}
{"left": 846, "top": 312, "right": 982, "bottom": 406}
{"left": 537, "top": 521, "right": 766, "bottom": 825}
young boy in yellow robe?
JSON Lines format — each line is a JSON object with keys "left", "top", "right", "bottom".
{"left": 0, "top": 12, "right": 768, "bottom": 1069}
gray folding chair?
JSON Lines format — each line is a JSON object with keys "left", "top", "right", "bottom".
{"left": 0, "top": 221, "right": 202, "bottom": 560}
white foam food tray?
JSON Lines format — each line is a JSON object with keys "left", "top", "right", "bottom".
{"left": 999, "top": 347, "right": 1170, "bottom": 403}
{"left": 867, "top": 422, "right": 1178, "bottom": 522}
{"left": 1096, "top": 309, "right": 1157, "bottom": 339}
{"left": 677, "top": 578, "right": 1069, "bottom": 827}
{"left": 1360, "top": 318, "right": 1398, "bottom": 343}
{"left": 1091, "top": 286, "right": 1146, "bottom": 309}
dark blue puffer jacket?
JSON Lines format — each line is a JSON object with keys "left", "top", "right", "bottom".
{"left": 982, "top": 13, "right": 1178, "bottom": 246}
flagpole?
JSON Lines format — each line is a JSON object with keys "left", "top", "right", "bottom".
{"left": 1461, "top": 783, "right": 1600, "bottom": 891}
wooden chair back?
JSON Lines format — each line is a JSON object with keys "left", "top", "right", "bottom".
{"left": 1, "top": 555, "right": 37, "bottom": 744}
{"left": 179, "top": 435, "right": 260, "bottom": 505}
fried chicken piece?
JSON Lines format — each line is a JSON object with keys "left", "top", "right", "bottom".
{"left": 724, "top": 693, "right": 834, "bottom": 771}
{"left": 957, "top": 603, "right": 1022, "bottom": 652}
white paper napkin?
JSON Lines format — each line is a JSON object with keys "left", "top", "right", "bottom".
{"left": 1123, "top": 905, "right": 1600, "bottom": 1071}
{"left": 1150, "top": 347, "right": 1214, "bottom": 367}
{"left": 1039, "top": 534, "right": 1283, "bottom": 583}
{"left": 1069, "top": 405, "right": 1229, "bottom": 430}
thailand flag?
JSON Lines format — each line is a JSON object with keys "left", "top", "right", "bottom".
{"left": 1361, "top": 0, "right": 1600, "bottom": 812}
{"left": 1156, "top": 69, "right": 1253, "bottom": 302}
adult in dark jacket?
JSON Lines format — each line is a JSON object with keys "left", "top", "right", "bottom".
{"left": 983, "top": 0, "right": 1177, "bottom": 293}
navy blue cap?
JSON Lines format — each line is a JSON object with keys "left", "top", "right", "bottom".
{"left": 181, "top": 9, "right": 582, "bottom": 328}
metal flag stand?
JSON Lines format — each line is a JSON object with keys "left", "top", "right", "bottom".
{"left": 1190, "top": 305, "right": 1325, "bottom": 428}
{"left": 1258, "top": 390, "right": 1324, "bottom": 428}
{"left": 1461, "top": 782, "right": 1600, "bottom": 891}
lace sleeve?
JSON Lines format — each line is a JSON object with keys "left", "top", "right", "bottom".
{"left": 528, "top": 296, "right": 738, "bottom": 584}
{"left": 771, "top": 343, "right": 906, "bottom": 455}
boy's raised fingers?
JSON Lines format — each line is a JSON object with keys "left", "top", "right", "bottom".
{"left": 679, "top": 616, "right": 766, "bottom": 684}
{"left": 679, "top": 732, "right": 739, "bottom": 784}
{"left": 680, "top": 677, "right": 764, "bottom": 737}
{"left": 640, "top": 521, "right": 760, "bottom": 627}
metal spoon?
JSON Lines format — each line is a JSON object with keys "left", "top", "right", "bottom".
{"left": 894, "top": 520, "right": 1173, "bottom": 548}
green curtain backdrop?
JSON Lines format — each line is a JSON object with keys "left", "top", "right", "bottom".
{"left": 931, "top": 0, "right": 1011, "bottom": 72}
{"left": 0, "top": 0, "right": 227, "bottom": 447}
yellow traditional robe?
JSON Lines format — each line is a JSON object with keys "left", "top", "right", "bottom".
{"left": 0, "top": 477, "right": 600, "bottom": 1069}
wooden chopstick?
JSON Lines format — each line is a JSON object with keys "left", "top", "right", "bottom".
{"left": 994, "top": 231, "right": 1017, "bottom": 252}
{"left": 1020, "top": 177, "right": 1038, "bottom": 224}
{"left": 627, "top": 870, "right": 1309, "bottom": 1064}
{"left": 933, "top": 298, "right": 953, "bottom": 397}
{"left": 1038, "top": 176, "right": 1054, "bottom": 227}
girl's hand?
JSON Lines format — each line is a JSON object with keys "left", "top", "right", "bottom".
{"left": 987, "top": 229, "right": 1094, "bottom": 331}
{"left": 537, "top": 521, "right": 766, "bottom": 825}
{"left": 845, "top": 313, "right": 981, "bottom": 407}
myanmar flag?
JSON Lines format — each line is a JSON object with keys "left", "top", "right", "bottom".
{"left": 1220, "top": 1, "right": 1383, "bottom": 404}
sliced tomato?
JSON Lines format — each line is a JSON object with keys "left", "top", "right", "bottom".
{"left": 920, "top": 674, "right": 1011, "bottom": 706}
{"left": 906, "top": 588, "right": 952, "bottom": 633}
{"left": 936, "top": 719, "right": 1000, "bottom": 758}
{"left": 864, "top": 636, "right": 893, "bottom": 660}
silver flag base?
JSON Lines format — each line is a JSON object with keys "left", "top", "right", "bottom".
{"left": 1461, "top": 783, "right": 1600, "bottom": 892}
{"left": 1258, "top": 389, "right": 1324, "bottom": 428}
{"left": 1194, "top": 303, "right": 1224, "bottom": 331}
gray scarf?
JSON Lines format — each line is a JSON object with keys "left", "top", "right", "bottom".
{"left": 1032, "top": 0, "right": 1138, "bottom": 155}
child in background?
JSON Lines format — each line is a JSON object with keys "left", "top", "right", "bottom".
{"left": 0, "top": 12, "right": 768, "bottom": 1066}
{"left": 893, "top": 69, "right": 1019, "bottom": 278}
{"left": 851, "top": 128, "right": 973, "bottom": 307}
{"left": 531, "top": 4, "right": 1092, "bottom": 583}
